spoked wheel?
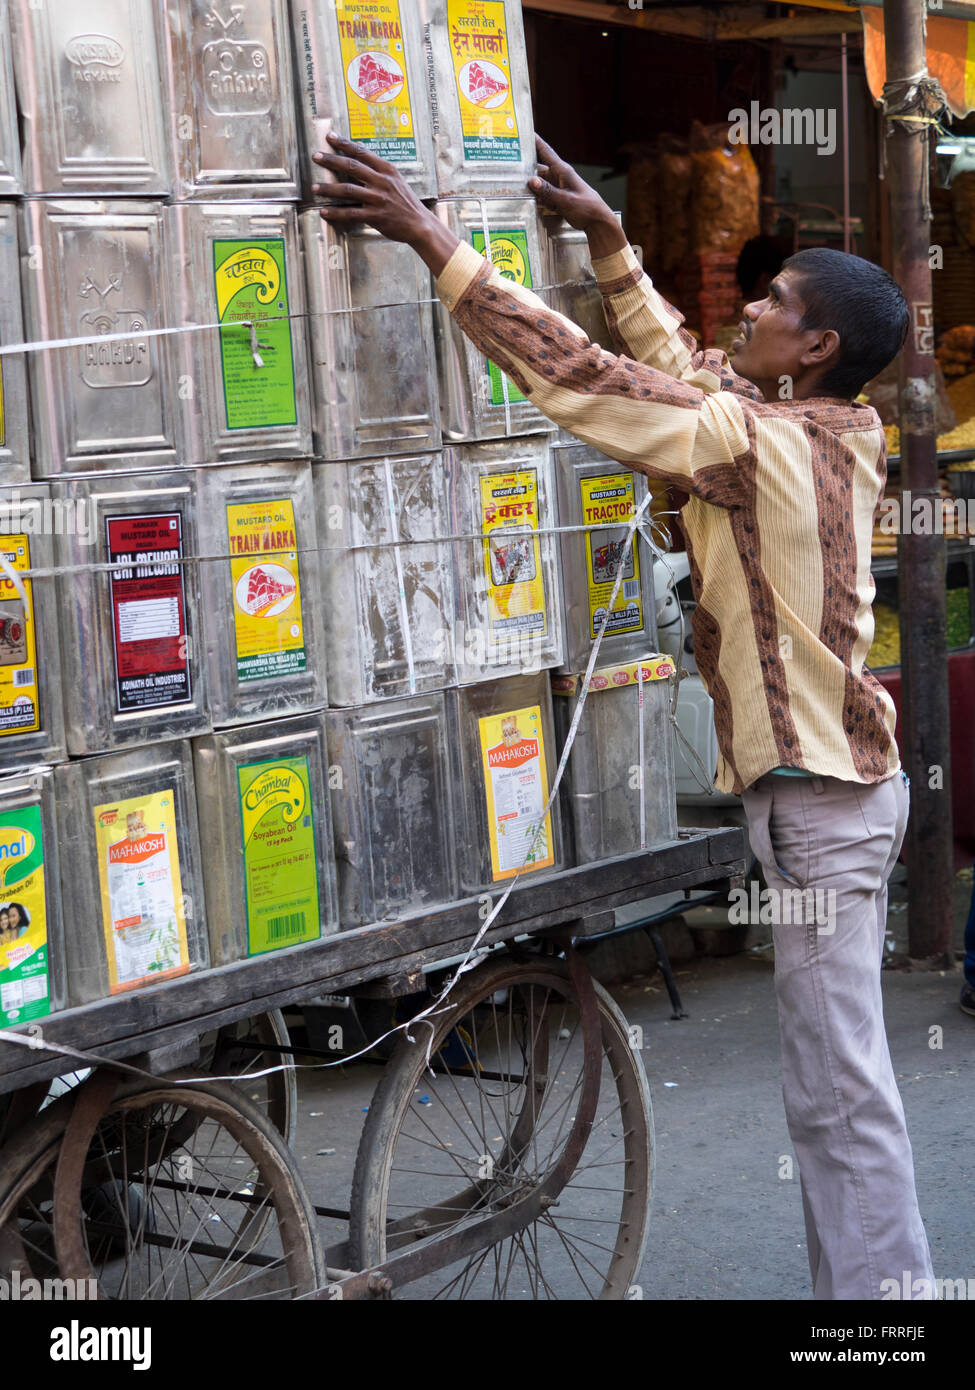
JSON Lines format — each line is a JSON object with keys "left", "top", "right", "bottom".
{"left": 201, "top": 1010, "right": 297, "bottom": 1146}
{"left": 0, "top": 1072, "right": 324, "bottom": 1300}
{"left": 350, "top": 951, "right": 653, "bottom": 1300}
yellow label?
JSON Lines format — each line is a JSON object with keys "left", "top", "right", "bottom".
{"left": 480, "top": 469, "right": 547, "bottom": 642}
{"left": 94, "top": 791, "right": 190, "bottom": 995}
{"left": 551, "top": 655, "right": 677, "bottom": 697}
{"left": 0, "top": 536, "right": 40, "bottom": 739}
{"left": 337, "top": 0, "right": 417, "bottom": 157}
{"left": 478, "top": 704, "right": 554, "bottom": 881}
{"left": 240, "top": 765, "right": 306, "bottom": 845}
{"left": 580, "top": 472, "right": 644, "bottom": 640}
{"left": 447, "top": 0, "right": 520, "bottom": 161}
{"left": 227, "top": 499, "right": 305, "bottom": 683}
{"left": 214, "top": 246, "right": 280, "bottom": 321}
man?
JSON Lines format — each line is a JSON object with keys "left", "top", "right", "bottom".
{"left": 312, "top": 132, "right": 934, "bottom": 1301}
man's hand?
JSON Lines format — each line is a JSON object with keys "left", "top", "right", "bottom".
{"left": 312, "top": 133, "right": 459, "bottom": 275}
{"left": 530, "top": 135, "right": 627, "bottom": 260}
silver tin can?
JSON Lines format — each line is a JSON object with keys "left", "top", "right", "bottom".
{"left": 0, "top": 204, "right": 31, "bottom": 484}
{"left": 553, "top": 441, "right": 657, "bottom": 674}
{"left": 447, "top": 672, "right": 563, "bottom": 896}
{"left": 551, "top": 656, "right": 678, "bottom": 867}
{"left": 0, "top": 2, "right": 22, "bottom": 196}
{"left": 55, "top": 741, "right": 209, "bottom": 1007}
{"left": 445, "top": 436, "right": 563, "bottom": 683}
{"left": 326, "top": 693, "right": 457, "bottom": 926}
{"left": 10, "top": 0, "right": 171, "bottom": 195}
{"left": 198, "top": 461, "right": 327, "bottom": 726}
{"left": 542, "top": 217, "right": 615, "bottom": 445}
{"left": 301, "top": 211, "right": 441, "bottom": 460}
{"left": 52, "top": 471, "right": 210, "bottom": 756}
{"left": 22, "top": 200, "right": 177, "bottom": 478}
{"left": 419, "top": 0, "right": 535, "bottom": 197}
{"left": 314, "top": 452, "right": 456, "bottom": 706}
{"left": 0, "top": 768, "right": 66, "bottom": 1030}
{"left": 289, "top": 0, "right": 436, "bottom": 199}
{"left": 193, "top": 716, "right": 338, "bottom": 967}
{"left": 0, "top": 484, "right": 66, "bottom": 774}
{"left": 434, "top": 199, "right": 551, "bottom": 441}
{"left": 159, "top": 0, "right": 299, "bottom": 201}
{"left": 166, "top": 201, "right": 312, "bottom": 466}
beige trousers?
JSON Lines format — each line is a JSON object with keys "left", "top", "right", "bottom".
{"left": 740, "top": 770, "right": 934, "bottom": 1300}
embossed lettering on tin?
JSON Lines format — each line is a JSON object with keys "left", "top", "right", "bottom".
{"left": 202, "top": 2, "right": 273, "bottom": 115}
{"left": 78, "top": 274, "right": 152, "bottom": 391}
{"left": 65, "top": 32, "right": 126, "bottom": 82}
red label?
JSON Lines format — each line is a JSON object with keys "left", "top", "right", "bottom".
{"left": 107, "top": 832, "right": 166, "bottom": 865}
{"left": 487, "top": 737, "right": 539, "bottom": 769}
{"left": 107, "top": 513, "right": 191, "bottom": 713}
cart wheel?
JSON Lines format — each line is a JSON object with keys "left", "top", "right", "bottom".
{"left": 350, "top": 953, "right": 653, "bottom": 1300}
{"left": 0, "top": 1073, "right": 324, "bottom": 1300}
{"left": 201, "top": 1010, "right": 297, "bottom": 1145}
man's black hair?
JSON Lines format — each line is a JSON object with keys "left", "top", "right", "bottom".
{"left": 783, "top": 246, "right": 909, "bottom": 400}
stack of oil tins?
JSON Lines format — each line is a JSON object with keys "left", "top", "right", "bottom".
{"left": 0, "top": 0, "right": 676, "bottom": 1035}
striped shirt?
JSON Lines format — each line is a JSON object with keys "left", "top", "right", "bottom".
{"left": 436, "top": 238, "right": 900, "bottom": 795}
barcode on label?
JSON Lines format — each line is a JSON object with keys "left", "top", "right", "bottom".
{"left": 12, "top": 668, "right": 34, "bottom": 687}
{"left": 265, "top": 912, "right": 306, "bottom": 943}
{"left": 622, "top": 582, "right": 639, "bottom": 600}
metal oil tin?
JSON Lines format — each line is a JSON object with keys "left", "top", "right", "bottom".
{"left": 193, "top": 716, "right": 338, "bottom": 967}
{"left": 326, "top": 693, "right": 457, "bottom": 926}
{"left": 10, "top": 0, "right": 171, "bottom": 195}
{"left": 166, "top": 201, "right": 312, "bottom": 466}
{"left": 198, "top": 461, "right": 326, "bottom": 726}
{"left": 445, "top": 436, "right": 563, "bottom": 683}
{"left": 0, "top": 2, "right": 22, "bottom": 196}
{"left": 447, "top": 672, "right": 563, "bottom": 896}
{"left": 314, "top": 452, "right": 456, "bottom": 706}
{"left": 0, "top": 484, "right": 66, "bottom": 774}
{"left": 418, "top": 0, "right": 535, "bottom": 197}
{"left": 301, "top": 212, "right": 441, "bottom": 460}
{"left": 551, "top": 656, "right": 678, "bottom": 867}
{"left": 22, "top": 200, "right": 177, "bottom": 478}
{"left": 0, "top": 205, "right": 30, "bottom": 484}
{"left": 52, "top": 471, "right": 210, "bottom": 756}
{"left": 0, "top": 767, "right": 66, "bottom": 1031}
{"left": 543, "top": 218, "right": 614, "bottom": 352}
{"left": 434, "top": 199, "right": 550, "bottom": 441}
{"left": 289, "top": 0, "right": 436, "bottom": 199}
{"left": 159, "top": 0, "right": 299, "bottom": 200}
{"left": 55, "top": 741, "right": 209, "bottom": 1007}
{"left": 553, "top": 441, "right": 657, "bottom": 674}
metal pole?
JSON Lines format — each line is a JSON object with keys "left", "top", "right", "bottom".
{"left": 883, "top": 0, "right": 954, "bottom": 962}
{"left": 841, "top": 32, "right": 851, "bottom": 253}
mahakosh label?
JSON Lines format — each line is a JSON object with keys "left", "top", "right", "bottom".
{"left": 338, "top": 0, "right": 416, "bottom": 161}
{"left": 213, "top": 238, "right": 296, "bottom": 431}
{"left": 480, "top": 468, "right": 547, "bottom": 642}
{"left": 0, "top": 804, "right": 51, "bottom": 1029}
{"left": 93, "top": 791, "right": 190, "bottom": 995}
{"left": 107, "top": 513, "right": 191, "bottom": 714}
{"left": 238, "top": 756, "right": 320, "bottom": 956}
{"left": 0, "top": 536, "right": 40, "bottom": 738}
{"left": 447, "top": 0, "right": 520, "bottom": 163}
{"left": 227, "top": 499, "right": 305, "bottom": 683}
{"left": 471, "top": 226, "right": 532, "bottom": 406}
{"left": 580, "top": 472, "right": 644, "bottom": 639}
{"left": 478, "top": 705, "right": 554, "bottom": 881}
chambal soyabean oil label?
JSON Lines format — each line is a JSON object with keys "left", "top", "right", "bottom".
{"left": 580, "top": 472, "right": 644, "bottom": 639}
{"left": 0, "top": 805, "right": 52, "bottom": 1028}
{"left": 213, "top": 240, "right": 297, "bottom": 431}
{"left": 478, "top": 705, "right": 554, "bottom": 881}
{"left": 0, "top": 535, "right": 40, "bottom": 738}
{"left": 447, "top": 0, "right": 520, "bottom": 162}
{"left": 238, "top": 757, "right": 320, "bottom": 955}
{"left": 226, "top": 499, "right": 306, "bottom": 683}
{"left": 337, "top": 0, "right": 417, "bottom": 162}
{"left": 470, "top": 227, "right": 531, "bottom": 405}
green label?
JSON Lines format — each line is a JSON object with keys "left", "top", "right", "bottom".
{"left": 213, "top": 238, "right": 297, "bottom": 432}
{"left": 471, "top": 227, "right": 531, "bottom": 406}
{"left": 0, "top": 803, "right": 51, "bottom": 1028}
{"left": 238, "top": 756, "right": 320, "bottom": 957}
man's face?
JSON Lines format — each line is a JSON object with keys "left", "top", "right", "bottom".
{"left": 729, "top": 268, "right": 819, "bottom": 391}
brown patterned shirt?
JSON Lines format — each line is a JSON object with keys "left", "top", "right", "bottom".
{"left": 436, "top": 239, "right": 899, "bottom": 795}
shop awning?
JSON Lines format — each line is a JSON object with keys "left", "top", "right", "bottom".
{"left": 860, "top": 3, "right": 975, "bottom": 117}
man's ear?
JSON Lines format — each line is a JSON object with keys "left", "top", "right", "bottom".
{"left": 800, "top": 328, "right": 840, "bottom": 370}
